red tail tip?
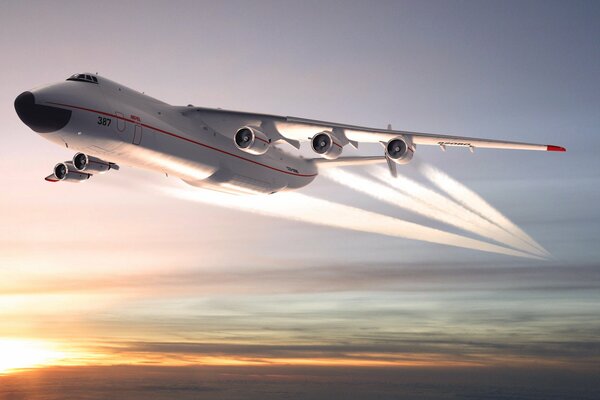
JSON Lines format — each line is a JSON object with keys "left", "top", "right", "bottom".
{"left": 547, "top": 145, "right": 566, "bottom": 152}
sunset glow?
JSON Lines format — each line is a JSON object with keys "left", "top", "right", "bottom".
{"left": 0, "top": 339, "right": 66, "bottom": 374}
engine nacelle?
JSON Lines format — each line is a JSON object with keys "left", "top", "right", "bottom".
{"left": 234, "top": 126, "right": 270, "bottom": 155}
{"left": 73, "top": 153, "right": 112, "bottom": 174}
{"left": 311, "top": 131, "right": 343, "bottom": 160}
{"left": 385, "top": 137, "right": 414, "bottom": 165}
{"left": 52, "top": 162, "right": 91, "bottom": 182}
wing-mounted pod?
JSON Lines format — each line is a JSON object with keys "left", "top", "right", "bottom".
{"left": 385, "top": 136, "right": 415, "bottom": 165}
{"left": 382, "top": 136, "right": 415, "bottom": 177}
{"left": 310, "top": 127, "right": 356, "bottom": 160}
{"left": 311, "top": 131, "right": 343, "bottom": 160}
{"left": 73, "top": 153, "right": 119, "bottom": 174}
{"left": 45, "top": 154, "right": 118, "bottom": 182}
{"left": 234, "top": 126, "right": 271, "bottom": 155}
{"left": 46, "top": 161, "right": 91, "bottom": 182}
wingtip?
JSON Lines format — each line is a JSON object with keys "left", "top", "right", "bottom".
{"left": 547, "top": 145, "right": 566, "bottom": 152}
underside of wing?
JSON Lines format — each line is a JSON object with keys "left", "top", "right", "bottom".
{"left": 179, "top": 106, "right": 565, "bottom": 152}
{"left": 178, "top": 106, "right": 564, "bottom": 178}
{"left": 178, "top": 106, "right": 565, "bottom": 152}
{"left": 276, "top": 116, "right": 566, "bottom": 152}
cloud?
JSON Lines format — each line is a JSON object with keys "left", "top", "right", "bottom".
{"left": 112, "top": 337, "right": 600, "bottom": 365}
{"left": 2, "top": 262, "right": 598, "bottom": 296}
{"left": 2, "top": 364, "right": 599, "bottom": 400}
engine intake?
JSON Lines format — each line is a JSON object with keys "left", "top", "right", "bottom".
{"left": 385, "top": 137, "right": 414, "bottom": 164}
{"left": 311, "top": 132, "right": 343, "bottom": 160}
{"left": 234, "top": 126, "right": 270, "bottom": 155}
{"left": 73, "top": 153, "right": 112, "bottom": 173}
{"left": 53, "top": 162, "right": 91, "bottom": 182}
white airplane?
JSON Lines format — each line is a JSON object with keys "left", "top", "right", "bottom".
{"left": 15, "top": 73, "right": 565, "bottom": 195}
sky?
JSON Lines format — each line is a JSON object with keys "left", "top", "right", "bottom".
{"left": 0, "top": 0, "right": 599, "bottom": 398}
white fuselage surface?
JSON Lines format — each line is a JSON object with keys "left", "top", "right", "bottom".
{"left": 18, "top": 75, "right": 317, "bottom": 194}
{"left": 15, "top": 73, "right": 564, "bottom": 194}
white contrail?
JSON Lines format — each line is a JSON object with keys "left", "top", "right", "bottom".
{"left": 323, "top": 168, "right": 545, "bottom": 257}
{"left": 420, "top": 164, "right": 550, "bottom": 257}
{"left": 367, "top": 166, "right": 547, "bottom": 257}
{"left": 161, "top": 185, "right": 543, "bottom": 259}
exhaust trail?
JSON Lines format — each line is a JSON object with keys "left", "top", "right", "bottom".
{"left": 323, "top": 168, "right": 545, "bottom": 257}
{"left": 367, "top": 166, "right": 547, "bottom": 257}
{"left": 420, "top": 164, "right": 550, "bottom": 257}
{"left": 160, "top": 185, "right": 544, "bottom": 259}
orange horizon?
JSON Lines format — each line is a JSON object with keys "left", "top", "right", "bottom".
{"left": 0, "top": 338, "right": 585, "bottom": 376}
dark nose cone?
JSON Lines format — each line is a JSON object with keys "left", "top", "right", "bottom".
{"left": 14, "top": 91, "right": 71, "bottom": 133}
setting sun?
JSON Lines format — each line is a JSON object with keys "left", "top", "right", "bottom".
{"left": 0, "top": 339, "right": 65, "bottom": 374}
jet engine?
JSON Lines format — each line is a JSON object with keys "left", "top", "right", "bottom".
{"left": 311, "top": 131, "right": 343, "bottom": 160}
{"left": 234, "top": 126, "right": 270, "bottom": 155}
{"left": 73, "top": 153, "right": 113, "bottom": 174}
{"left": 52, "top": 162, "right": 91, "bottom": 182}
{"left": 385, "top": 137, "right": 414, "bottom": 164}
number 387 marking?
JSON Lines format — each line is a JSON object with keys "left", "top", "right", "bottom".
{"left": 97, "top": 116, "right": 112, "bottom": 126}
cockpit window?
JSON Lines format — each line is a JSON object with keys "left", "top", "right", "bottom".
{"left": 67, "top": 73, "right": 99, "bottom": 84}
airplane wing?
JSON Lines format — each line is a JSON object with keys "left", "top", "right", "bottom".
{"left": 179, "top": 106, "right": 566, "bottom": 152}
{"left": 179, "top": 106, "right": 564, "bottom": 177}
{"left": 277, "top": 116, "right": 566, "bottom": 152}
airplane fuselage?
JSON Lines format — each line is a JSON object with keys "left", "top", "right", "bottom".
{"left": 17, "top": 75, "right": 317, "bottom": 194}
{"left": 15, "top": 73, "right": 565, "bottom": 193}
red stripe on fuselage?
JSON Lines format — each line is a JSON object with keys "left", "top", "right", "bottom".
{"left": 46, "top": 101, "right": 317, "bottom": 178}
